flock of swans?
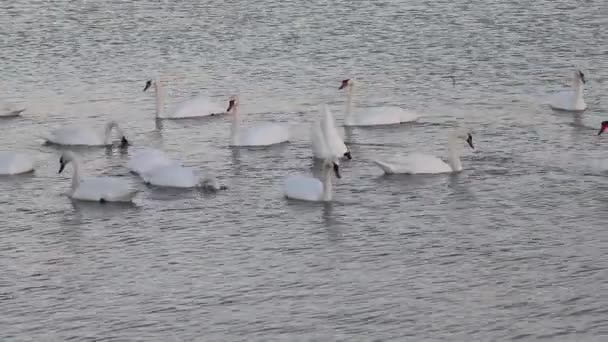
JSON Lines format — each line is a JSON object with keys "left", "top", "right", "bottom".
{"left": 0, "top": 69, "right": 606, "bottom": 204}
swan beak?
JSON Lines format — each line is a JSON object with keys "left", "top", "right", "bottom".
{"left": 143, "top": 80, "right": 152, "bottom": 92}
{"left": 579, "top": 71, "right": 586, "bottom": 84}
{"left": 344, "top": 151, "right": 352, "bottom": 160}
{"left": 226, "top": 99, "right": 236, "bottom": 113}
{"left": 58, "top": 162, "right": 65, "bottom": 174}
{"left": 120, "top": 136, "right": 129, "bottom": 148}
{"left": 339, "top": 79, "right": 349, "bottom": 90}
{"left": 333, "top": 162, "right": 341, "bottom": 179}
{"left": 599, "top": 122, "right": 608, "bottom": 136}
{"left": 466, "top": 134, "right": 474, "bottom": 149}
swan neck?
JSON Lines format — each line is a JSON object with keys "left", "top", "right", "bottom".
{"left": 230, "top": 105, "right": 240, "bottom": 145}
{"left": 104, "top": 122, "right": 117, "bottom": 145}
{"left": 345, "top": 86, "right": 353, "bottom": 123}
{"left": 322, "top": 166, "right": 333, "bottom": 201}
{"left": 155, "top": 81, "right": 165, "bottom": 118}
{"left": 70, "top": 159, "right": 81, "bottom": 193}
{"left": 447, "top": 138, "right": 463, "bottom": 172}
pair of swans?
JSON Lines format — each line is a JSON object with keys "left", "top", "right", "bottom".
{"left": 373, "top": 128, "right": 474, "bottom": 174}
{"left": 311, "top": 105, "right": 351, "bottom": 160}
{"left": 143, "top": 78, "right": 225, "bottom": 118}
{"left": 127, "top": 149, "right": 222, "bottom": 190}
{"left": 339, "top": 79, "right": 419, "bottom": 126}
{"left": 549, "top": 70, "right": 587, "bottom": 112}
{"left": 45, "top": 120, "right": 129, "bottom": 147}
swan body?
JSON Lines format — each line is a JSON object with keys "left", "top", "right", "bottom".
{"left": 311, "top": 105, "right": 351, "bottom": 159}
{"left": 142, "top": 165, "right": 222, "bottom": 190}
{"left": 1, "top": 103, "right": 25, "bottom": 117}
{"left": 45, "top": 121, "right": 129, "bottom": 147}
{"left": 339, "top": 79, "right": 419, "bottom": 126}
{"left": 549, "top": 70, "right": 587, "bottom": 111}
{"left": 58, "top": 151, "right": 137, "bottom": 202}
{"left": 284, "top": 160, "right": 341, "bottom": 202}
{"left": 0, "top": 152, "right": 35, "bottom": 175}
{"left": 373, "top": 129, "right": 474, "bottom": 174}
{"left": 127, "top": 149, "right": 179, "bottom": 175}
{"left": 226, "top": 96, "right": 289, "bottom": 146}
{"left": 143, "top": 78, "right": 225, "bottom": 119}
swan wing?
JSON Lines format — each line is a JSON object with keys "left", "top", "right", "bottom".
{"left": 239, "top": 123, "right": 289, "bottom": 146}
{"left": 47, "top": 126, "right": 104, "bottom": 146}
{"left": 374, "top": 153, "right": 452, "bottom": 174}
{"left": 321, "top": 108, "right": 348, "bottom": 156}
{"left": 284, "top": 175, "right": 323, "bottom": 201}
{"left": 549, "top": 91, "right": 586, "bottom": 111}
{"left": 311, "top": 119, "right": 330, "bottom": 159}
{"left": 128, "top": 149, "right": 179, "bottom": 175}
{"left": 73, "top": 177, "right": 137, "bottom": 202}
{"left": 0, "top": 152, "right": 35, "bottom": 175}
{"left": 142, "top": 165, "right": 200, "bottom": 188}
{"left": 171, "top": 95, "right": 224, "bottom": 118}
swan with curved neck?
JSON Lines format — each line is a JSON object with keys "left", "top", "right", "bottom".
{"left": 0, "top": 151, "right": 35, "bottom": 175}
{"left": 311, "top": 105, "right": 351, "bottom": 160}
{"left": 284, "top": 159, "right": 342, "bottom": 202}
{"left": 58, "top": 151, "right": 137, "bottom": 202}
{"left": 143, "top": 78, "right": 225, "bottom": 119}
{"left": 373, "top": 128, "right": 475, "bottom": 174}
{"left": 226, "top": 96, "right": 290, "bottom": 146}
{"left": 45, "top": 121, "right": 129, "bottom": 147}
{"left": 339, "top": 78, "right": 419, "bottom": 126}
{"left": 549, "top": 70, "right": 587, "bottom": 111}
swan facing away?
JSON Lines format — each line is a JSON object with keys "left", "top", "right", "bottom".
{"left": 284, "top": 159, "right": 341, "bottom": 202}
{"left": 311, "top": 105, "right": 352, "bottom": 160}
{"left": 58, "top": 151, "right": 137, "bottom": 202}
{"left": 226, "top": 96, "right": 289, "bottom": 146}
{"left": 0, "top": 152, "right": 35, "bottom": 175}
{"left": 549, "top": 70, "right": 587, "bottom": 112}
{"left": 339, "top": 79, "right": 419, "bottom": 126}
{"left": 143, "top": 78, "right": 225, "bottom": 119}
{"left": 599, "top": 121, "right": 608, "bottom": 136}
{"left": 1, "top": 103, "right": 25, "bottom": 117}
{"left": 373, "top": 129, "right": 474, "bottom": 174}
{"left": 45, "top": 121, "right": 129, "bottom": 147}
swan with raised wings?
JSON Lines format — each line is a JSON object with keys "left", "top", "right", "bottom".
{"left": 373, "top": 128, "right": 474, "bottom": 174}
{"left": 143, "top": 78, "right": 225, "bottom": 119}
{"left": 549, "top": 70, "right": 587, "bottom": 111}
{"left": 226, "top": 96, "right": 289, "bottom": 146}
{"left": 58, "top": 151, "right": 137, "bottom": 202}
{"left": 45, "top": 121, "right": 129, "bottom": 147}
{"left": 311, "top": 105, "right": 351, "bottom": 160}
{"left": 0, "top": 152, "right": 35, "bottom": 175}
{"left": 339, "top": 79, "right": 419, "bottom": 126}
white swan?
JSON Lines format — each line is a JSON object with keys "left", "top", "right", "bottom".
{"left": 0, "top": 152, "right": 35, "bottom": 175}
{"left": 284, "top": 159, "right": 341, "bottom": 202}
{"left": 339, "top": 79, "right": 419, "bottom": 126}
{"left": 226, "top": 96, "right": 289, "bottom": 146}
{"left": 598, "top": 121, "right": 608, "bottom": 136}
{"left": 549, "top": 70, "right": 587, "bottom": 111}
{"left": 143, "top": 78, "right": 225, "bottom": 119}
{"left": 141, "top": 165, "right": 222, "bottom": 190}
{"left": 311, "top": 105, "right": 351, "bottom": 160}
{"left": 1, "top": 103, "right": 25, "bottom": 117}
{"left": 58, "top": 151, "right": 137, "bottom": 202}
{"left": 45, "top": 121, "right": 129, "bottom": 147}
{"left": 373, "top": 128, "right": 474, "bottom": 174}
{"left": 127, "top": 148, "right": 179, "bottom": 175}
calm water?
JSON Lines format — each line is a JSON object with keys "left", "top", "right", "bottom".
{"left": 1, "top": 0, "right": 607, "bottom": 340}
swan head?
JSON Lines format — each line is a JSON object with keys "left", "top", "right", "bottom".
{"left": 339, "top": 79, "right": 354, "bottom": 90}
{"left": 598, "top": 121, "right": 608, "bottom": 136}
{"left": 58, "top": 151, "right": 76, "bottom": 173}
{"left": 323, "top": 159, "right": 341, "bottom": 179}
{"left": 451, "top": 128, "right": 474, "bottom": 150}
{"left": 143, "top": 80, "right": 153, "bottom": 92}
{"left": 105, "top": 121, "right": 129, "bottom": 147}
{"left": 576, "top": 70, "right": 586, "bottom": 84}
{"left": 226, "top": 96, "right": 239, "bottom": 113}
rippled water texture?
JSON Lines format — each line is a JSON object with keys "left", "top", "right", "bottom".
{"left": 1, "top": 0, "right": 607, "bottom": 340}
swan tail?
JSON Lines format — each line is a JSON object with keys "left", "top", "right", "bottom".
{"left": 373, "top": 160, "right": 396, "bottom": 174}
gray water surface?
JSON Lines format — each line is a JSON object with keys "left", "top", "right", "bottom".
{"left": 1, "top": 0, "right": 607, "bottom": 341}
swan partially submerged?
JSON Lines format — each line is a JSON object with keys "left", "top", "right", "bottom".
{"left": 373, "top": 128, "right": 475, "bottom": 174}
{"left": 311, "top": 105, "right": 351, "bottom": 160}
{"left": 549, "top": 70, "right": 587, "bottom": 112}
{"left": 339, "top": 79, "right": 419, "bottom": 126}
{"left": 226, "top": 96, "right": 289, "bottom": 146}
{"left": 58, "top": 151, "right": 137, "bottom": 202}
{"left": 0, "top": 152, "right": 35, "bottom": 175}
{"left": 45, "top": 121, "right": 129, "bottom": 147}
{"left": 143, "top": 78, "right": 225, "bottom": 119}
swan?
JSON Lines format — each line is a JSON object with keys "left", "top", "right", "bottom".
{"left": 141, "top": 164, "right": 223, "bottom": 190}
{"left": 226, "top": 96, "right": 289, "bottom": 146}
{"left": 1, "top": 103, "right": 25, "bottom": 117}
{"left": 373, "top": 128, "right": 474, "bottom": 174}
{"left": 311, "top": 105, "right": 352, "bottom": 160}
{"left": 127, "top": 148, "right": 179, "bottom": 175}
{"left": 143, "top": 78, "right": 225, "bottom": 119}
{"left": 284, "top": 159, "right": 341, "bottom": 202}
{"left": 598, "top": 121, "right": 608, "bottom": 136}
{"left": 0, "top": 152, "right": 35, "bottom": 175}
{"left": 58, "top": 151, "right": 138, "bottom": 202}
{"left": 339, "top": 79, "right": 419, "bottom": 126}
{"left": 549, "top": 70, "right": 587, "bottom": 111}
{"left": 45, "top": 120, "right": 129, "bottom": 147}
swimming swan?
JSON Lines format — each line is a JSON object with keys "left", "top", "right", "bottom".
{"left": 311, "top": 105, "right": 351, "bottom": 160}
{"left": 339, "top": 79, "right": 419, "bottom": 126}
{"left": 549, "top": 70, "right": 587, "bottom": 112}
{"left": 141, "top": 165, "right": 223, "bottom": 190}
{"left": 45, "top": 121, "right": 129, "bottom": 147}
{"left": 58, "top": 151, "right": 138, "bottom": 202}
{"left": 143, "top": 78, "right": 225, "bottom": 119}
{"left": 284, "top": 159, "right": 341, "bottom": 202}
{"left": 127, "top": 148, "right": 179, "bottom": 175}
{"left": 0, "top": 152, "right": 35, "bottom": 175}
{"left": 226, "top": 96, "right": 289, "bottom": 146}
{"left": 598, "top": 121, "right": 608, "bottom": 136}
{"left": 373, "top": 129, "right": 474, "bottom": 174}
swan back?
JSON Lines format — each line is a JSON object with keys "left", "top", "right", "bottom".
{"left": 0, "top": 152, "right": 35, "bottom": 175}
{"left": 128, "top": 149, "right": 179, "bottom": 175}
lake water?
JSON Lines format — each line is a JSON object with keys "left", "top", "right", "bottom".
{"left": 1, "top": 0, "right": 607, "bottom": 340}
